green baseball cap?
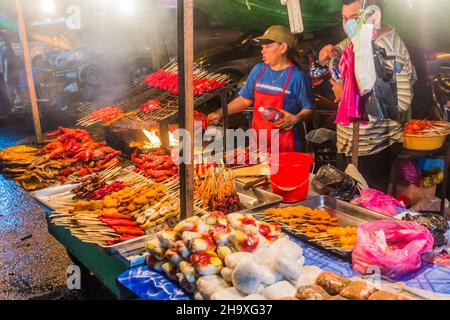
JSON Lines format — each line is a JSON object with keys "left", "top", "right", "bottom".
{"left": 256, "top": 25, "right": 294, "bottom": 48}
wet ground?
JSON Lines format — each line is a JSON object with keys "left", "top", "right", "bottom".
{"left": 0, "top": 120, "right": 84, "bottom": 300}
{"left": 0, "top": 114, "right": 116, "bottom": 300}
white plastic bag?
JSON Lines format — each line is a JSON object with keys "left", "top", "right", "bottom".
{"left": 352, "top": 23, "right": 376, "bottom": 96}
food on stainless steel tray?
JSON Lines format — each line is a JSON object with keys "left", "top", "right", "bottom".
{"left": 0, "top": 127, "right": 122, "bottom": 190}
{"left": 315, "top": 271, "right": 351, "bottom": 295}
{"left": 195, "top": 166, "right": 241, "bottom": 214}
{"left": 339, "top": 281, "right": 377, "bottom": 300}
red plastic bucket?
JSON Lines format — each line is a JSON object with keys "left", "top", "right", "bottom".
{"left": 270, "top": 152, "right": 314, "bottom": 203}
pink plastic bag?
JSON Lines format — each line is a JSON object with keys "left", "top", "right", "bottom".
{"left": 351, "top": 189, "right": 405, "bottom": 216}
{"left": 398, "top": 161, "right": 421, "bottom": 187}
{"left": 352, "top": 220, "right": 434, "bottom": 278}
{"left": 335, "top": 44, "right": 363, "bottom": 126}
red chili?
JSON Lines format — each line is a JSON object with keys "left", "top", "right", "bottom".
{"left": 118, "top": 235, "right": 139, "bottom": 242}
{"left": 112, "top": 226, "right": 145, "bottom": 236}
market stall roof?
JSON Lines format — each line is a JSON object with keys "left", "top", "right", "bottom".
{"left": 195, "top": 0, "right": 450, "bottom": 51}
{"left": 2, "top": 0, "right": 449, "bottom": 51}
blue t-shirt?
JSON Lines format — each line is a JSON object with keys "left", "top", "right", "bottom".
{"left": 238, "top": 63, "right": 314, "bottom": 113}
{"left": 238, "top": 63, "right": 314, "bottom": 151}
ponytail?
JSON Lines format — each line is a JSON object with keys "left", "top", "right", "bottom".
{"left": 287, "top": 47, "right": 303, "bottom": 71}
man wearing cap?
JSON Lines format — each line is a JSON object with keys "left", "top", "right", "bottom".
{"left": 207, "top": 25, "right": 314, "bottom": 153}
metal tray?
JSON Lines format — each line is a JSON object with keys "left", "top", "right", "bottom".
{"left": 30, "top": 183, "right": 79, "bottom": 210}
{"left": 257, "top": 195, "right": 394, "bottom": 259}
{"left": 297, "top": 196, "right": 394, "bottom": 226}
{"left": 107, "top": 234, "right": 155, "bottom": 266}
{"left": 235, "top": 181, "right": 283, "bottom": 211}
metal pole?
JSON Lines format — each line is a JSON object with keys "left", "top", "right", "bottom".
{"left": 16, "top": 0, "right": 43, "bottom": 144}
{"left": 351, "top": 120, "right": 360, "bottom": 168}
{"left": 177, "top": 0, "right": 194, "bottom": 219}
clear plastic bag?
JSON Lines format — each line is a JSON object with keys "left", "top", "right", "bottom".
{"left": 352, "top": 220, "right": 434, "bottom": 278}
{"left": 312, "top": 165, "right": 359, "bottom": 201}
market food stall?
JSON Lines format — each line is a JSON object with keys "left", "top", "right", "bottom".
{"left": 1, "top": 0, "right": 449, "bottom": 301}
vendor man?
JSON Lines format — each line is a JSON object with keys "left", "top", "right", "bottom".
{"left": 319, "top": 0, "right": 415, "bottom": 192}
{"left": 208, "top": 25, "right": 314, "bottom": 153}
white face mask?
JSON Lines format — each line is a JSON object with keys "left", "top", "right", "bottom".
{"left": 344, "top": 19, "right": 359, "bottom": 39}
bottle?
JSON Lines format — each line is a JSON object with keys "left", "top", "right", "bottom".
{"left": 258, "top": 106, "right": 284, "bottom": 122}
{"left": 329, "top": 56, "right": 342, "bottom": 83}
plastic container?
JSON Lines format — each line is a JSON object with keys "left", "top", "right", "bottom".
{"left": 269, "top": 152, "right": 314, "bottom": 203}
{"left": 403, "top": 133, "right": 447, "bottom": 151}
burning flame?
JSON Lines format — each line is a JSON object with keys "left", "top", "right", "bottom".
{"left": 143, "top": 129, "right": 178, "bottom": 149}
{"left": 169, "top": 131, "right": 178, "bottom": 147}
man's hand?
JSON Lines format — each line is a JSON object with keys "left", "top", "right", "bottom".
{"left": 319, "top": 44, "right": 340, "bottom": 65}
{"left": 330, "top": 78, "right": 344, "bottom": 103}
{"left": 274, "top": 109, "right": 299, "bottom": 131}
{"left": 207, "top": 110, "right": 222, "bottom": 125}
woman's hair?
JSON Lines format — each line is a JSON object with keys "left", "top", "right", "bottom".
{"left": 287, "top": 46, "right": 303, "bottom": 70}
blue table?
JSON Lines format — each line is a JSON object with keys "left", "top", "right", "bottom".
{"left": 117, "top": 236, "right": 450, "bottom": 300}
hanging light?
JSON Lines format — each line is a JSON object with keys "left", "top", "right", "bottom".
{"left": 40, "top": 0, "right": 55, "bottom": 13}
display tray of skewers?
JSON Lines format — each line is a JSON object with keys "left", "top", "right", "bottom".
{"left": 223, "top": 147, "right": 268, "bottom": 169}
{"left": 31, "top": 167, "right": 198, "bottom": 250}
{"left": 253, "top": 195, "right": 394, "bottom": 259}
{"left": 194, "top": 165, "right": 282, "bottom": 214}
{"left": 0, "top": 127, "right": 122, "bottom": 191}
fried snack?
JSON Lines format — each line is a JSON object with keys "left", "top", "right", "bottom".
{"left": 264, "top": 206, "right": 339, "bottom": 238}
{"left": 340, "top": 281, "right": 377, "bottom": 300}
{"left": 324, "top": 226, "right": 358, "bottom": 251}
{"left": 296, "top": 285, "right": 330, "bottom": 300}
{"left": 368, "top": 291, "right": 409, "bottom": 300}
{"left": 316, "top": 271, "right": 351, "bottom": 295}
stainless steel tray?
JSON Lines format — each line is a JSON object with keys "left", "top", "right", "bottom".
{"left": 235, "top": 181, "right": 283, "bottom": 211}
{"left": 30, "top": 183, "right": 79, "bottom": 210}
{"left": 297, "top": 196, "right": 394, "bottom": 226}
{"left": 107, "top": 234, "right": 155, "bottom": 266}
{"left": 256, "top": 195, "right": 394, "bottom": 259}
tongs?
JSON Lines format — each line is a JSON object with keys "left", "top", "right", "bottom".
{"left": 243, "top": 176, "right": 270, "bottom": 190}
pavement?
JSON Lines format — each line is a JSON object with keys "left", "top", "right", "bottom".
{"left": 0, "top": 117, "right": 93, "bottom": 300}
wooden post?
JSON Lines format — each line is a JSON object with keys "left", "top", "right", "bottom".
{"left": 351, "top": 120, "right": 360, "bottom": 168}
{"left": 177, "top": 0, "right": 194, "bottom": 219}
{"left": 221, "top": 92, "right": 229, "bottom": 155}
{"left": 159, "top": 119, "right": 170, "bottom": 150}
{"left": 149, "top": 0, "right": 162, "bottom": 70}
{"left": 16, "top": 0, "right": 43, "bottom": 144}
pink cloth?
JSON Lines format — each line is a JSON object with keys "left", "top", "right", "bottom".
{"left": 334, "top": 44, "right": 363, "bottom": 126}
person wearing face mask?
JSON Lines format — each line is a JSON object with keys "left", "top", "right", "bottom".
{"left": 319, "top": 0, "right": 415, "bottom": 193}
{"left": 207, "top": 25, "right": 314, "bottom": 153}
